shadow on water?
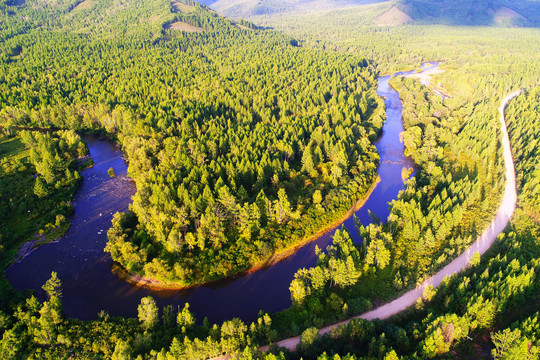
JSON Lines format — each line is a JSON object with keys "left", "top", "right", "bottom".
{"left": 6, "top": 0, "right": 25, "bottom": 6}
{"left": 6, "top": 64, "right": 438, "bottom": 324}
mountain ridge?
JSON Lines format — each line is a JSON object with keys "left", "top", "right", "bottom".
{"left": 203, "top": 0, "right": 540, "bottom": 27}
{"left": 394, "top": 0, "right": 540, "bottom": 26}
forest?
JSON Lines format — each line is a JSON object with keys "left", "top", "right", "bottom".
{"left": 0, "top": 0, "right": 387, "bottom": 286}
{"left": 505, "top": 88, "right": 540, "bottom": 222}
{"left": 0, "top": 0, "right": 539, "bottom": 358}
{"left": 279, "top": 66, "right": 507, "bottom": 334}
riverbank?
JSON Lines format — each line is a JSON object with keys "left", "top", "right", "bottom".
{"left": 6, "top": 64, "right": 418, "bottom": 322}
{"left": 259, "top": 90, "right": 520, "bottom": 352}
{"left": 6, "top": 141, "right": 107, "bottom": 269}
{"left": 114, "top": 175, "right": 382, "bottom": 291}
{"left": 0, "top": 131, "right": 88, "bottom": 272}
{"left": 5, "top": 135, "right": 137, "bottom": 320}
{"left": 8, "top": 226, "right": 67, "bottom": 267}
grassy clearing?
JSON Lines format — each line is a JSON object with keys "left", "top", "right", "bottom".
{"left": 0, "top": 137, "right": 34, "bottom": 265}
{"left": 171, "top": 0, "right": 195, "bottom": 13}
{"left": 374, "top": 6, "right": 412, "bottom": 26}
{"left": 71, "top": 0, "right": 96, "bottom": 12}
{"left": 166, "top": 21, "right": 203, "bottom": 32}
{"left": 0, "top": 133, "right": 83, "bottom": 269}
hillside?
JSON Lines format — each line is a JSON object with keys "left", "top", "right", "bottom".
{"left": 373, "top": 6, "right": 412, "bottom": 26}
{"left": 207, "top": 0, "right": 540, "bottom": 27}
{"left": 0, "top": 0, "right": 387, "bottom": 290}
{"left": 395, "top": 0, "right": 540, "bottom": 26}
{"left": 208, "top": 0, "right": 385, "bottom": 18}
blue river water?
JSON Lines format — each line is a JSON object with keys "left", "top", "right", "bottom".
{"left": 6, "top": 64, "right": 437, "bottom": 323}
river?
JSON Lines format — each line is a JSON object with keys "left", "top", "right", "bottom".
{"left": 6, "top": 64, "right": 437, "bottom": 324}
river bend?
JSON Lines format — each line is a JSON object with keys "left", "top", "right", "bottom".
{"left": 5, "top": 64, "right": 439, "bottom": 323}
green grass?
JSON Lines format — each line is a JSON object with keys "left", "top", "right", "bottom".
{"left": 0, "top": 134, "right": 80, "bottom": 269}
{"left": 0, "top": 137, "right": 35, "bottom": 266}
{"left": 0, "top": 137, "right": 25, "bottom": 158}
{"left": 0, "top": 132, "right": 85, "bottom": 310}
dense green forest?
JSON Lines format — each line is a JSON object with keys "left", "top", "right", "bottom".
{"left": 0, "top": 92, "right": 537, "bottom": 358}
{"left": 0, "top": 0, "right": 386, "bottom": 286}
{"left": 280, "top": 68, "right": 507, "bottom": 334}
{"left": 0, "top": 0, "right": 539, "bottom": 358}
{"left": 505, "top": 88, "right": 540, "bottom": 222}
{"left": 285, "top": 86, "right": 539, "bottom": 360}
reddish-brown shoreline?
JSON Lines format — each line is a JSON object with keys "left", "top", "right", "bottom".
{"left": 114, "top": 175, "right": 382, "bottom": 291}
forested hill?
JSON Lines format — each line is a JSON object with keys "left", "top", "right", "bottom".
{"left": 0, "top": 0, "right": 173, "bottom": 38}
{"left": 391, "top": 0, "right": 540, "bottom": 26}
{"left": 0, "top": 0, "right": 384, "bottom": 287}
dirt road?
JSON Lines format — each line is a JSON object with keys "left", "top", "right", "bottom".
{"left": 259, "top": 90, "right": 521, "bottom": 353}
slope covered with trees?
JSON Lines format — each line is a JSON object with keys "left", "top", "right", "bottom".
{"left": 505, "top": 87, "right": 540, "bottom": 221}
{"left": 0, "top": 0, "right": 384, "bottom": 287}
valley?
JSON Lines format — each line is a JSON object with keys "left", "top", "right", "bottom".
{"left": 0, "top": 0, "right": 538, "bottom": 359}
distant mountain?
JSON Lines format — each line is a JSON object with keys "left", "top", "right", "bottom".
{"left": 206, "top": 0, "right": 386, "bottom": 18}
{"left": 201, "top": 0, "right": 540, "bottom": 27}
{"left": 195, "top": 0, "right": 219, "bottom": 5}
{"left": 392, "top": 0, "right": 540, "bottom": 26}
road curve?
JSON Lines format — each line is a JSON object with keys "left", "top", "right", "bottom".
{"left": 258, "top": 90, "right": 521, "bottom": 353}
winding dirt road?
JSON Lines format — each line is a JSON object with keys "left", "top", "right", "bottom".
{"left": 258, "top": 91, "right": 521, "bottom": 353}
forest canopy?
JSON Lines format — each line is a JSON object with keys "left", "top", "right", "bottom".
{"left": 0, "top": 0, "right": 539, "bottom": 359}
{"left": 0, "top": 0, "right": 385, "bottom": 286}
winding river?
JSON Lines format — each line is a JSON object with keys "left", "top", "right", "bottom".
{"left": 6, "top": 64, "right": 437, "bottom": 323}
{"left": 262, "top": 85, "right": 520, "bottom": 354}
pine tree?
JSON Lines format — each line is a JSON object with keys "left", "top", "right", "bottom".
{"left": 366, "top": 238, "right": 391, "bottom": 269}
{"left": 138, "top": 296, "right": 158, "bottom": 330}
{"left": 34, "top": 177, "right": 49, "bottom": 198}
{"left": 301, "top": 146, "right": 314, "bottom": 173}
{"left": 274, "top": 188, "right": 292, "bottom": 224}
{"left": 112, "top": 339, "right": 132, "bottom": 360}
{"left": 177, "top": 303, "right": 195, "bottom": 332}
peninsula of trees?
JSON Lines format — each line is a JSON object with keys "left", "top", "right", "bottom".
{"left": 0, "top": 0, "right": 386, "bottom": 286}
